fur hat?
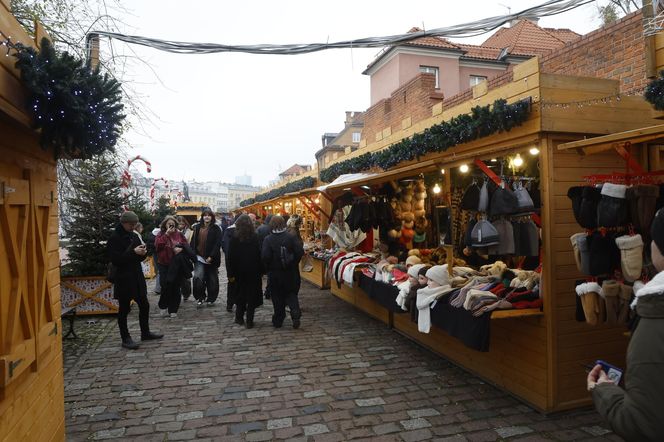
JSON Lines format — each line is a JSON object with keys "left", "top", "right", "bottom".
{"left": 406, "top": 255, "right": 422, "bottom": 266}
{"left": 120, "top": 211, "right": 139, "bottom": 223}
{"left": 426, "top": 265, "right": 450, "bottom": 286}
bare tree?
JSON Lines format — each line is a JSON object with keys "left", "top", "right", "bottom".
{"left": 597, "top": 0, "right": 643, "bottom": 25}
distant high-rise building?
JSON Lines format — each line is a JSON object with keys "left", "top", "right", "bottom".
{"left": 235, "top": 174, "right": 252, "bottom": 186}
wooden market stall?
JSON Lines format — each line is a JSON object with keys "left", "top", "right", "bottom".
{"left": 0, "top": 5, "right": 65, "bottom": 440}
{"left": 318, "top": 56, "right": 662, "bottom": 413}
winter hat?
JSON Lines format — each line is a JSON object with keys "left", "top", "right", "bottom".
{"left": 405, "top": 255, "right": 422, "bottom": 266}
{"left": 407, "top": 263, "right": 426, "bottom": 279}
{"left": 488, "top": 218, "right": 515, "bottom": 255}
{"left": 477, "top": 181, "right": 489, "bottom": 213}
{"left": 652, "top": 208, "right": 664, "bottom": 255}
{"left": 567, "top": 186, "right": 584, "bottom": 226}
{"left": 588, "top": 231, "right": 615, "bottom": 277}
{"left": 464, "top": 218, "right": 477, "bottom": 249}
{"left": 579, "top": 186, "right": 601, "bottom": 229}
{"left": 601, "top": 280, "right": 620, "bottom": 326}
{"left": 460, "top": 183, "right": 481, "bottom": 211}
{"left": 513, "top": 182, "right": 535, "bottom": 214}
{"left": 598, "top": 183, "right": 629, "bottom": 227}
{"left": 418, "top": 265, "right": 431, "bottom": 277}
{"left": 489, "top": 187, "right": 519, "bottom": 217}
{"left": 426, "top": 265, "right": 450, "bottom": 286}
{"left": 615, "top": 234, "right": 643, "bottom": 282}
{"left": 570, "top": 233, "right": 591, "bottom": 275}
{"left": 120, "top": 211, "right": 139, "bottom": 223}
{"left": 575, "top": 282, "right": 602, "bottom": 326}
{"left": 517, "top": 220, "right": 539, "bottom": 257}
{"left": 471, "top": 219, "right": 500, "bottom": 248}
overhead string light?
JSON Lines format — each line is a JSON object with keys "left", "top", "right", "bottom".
{"left": 85, "top": 0, "right": 593, "bottom": 56}
{"left": 540, "top": 87, "right": 646, "bottom": 110}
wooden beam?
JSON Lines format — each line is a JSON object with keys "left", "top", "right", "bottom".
{"left": 557, "top": 124, "right": 664, "bottom": 152}
{"left": 298, "top": 196, "right": 321, "bottom": 221}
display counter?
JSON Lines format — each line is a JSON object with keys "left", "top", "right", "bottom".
{"left": 329, "top": 274, "right": 390, "bottom": 325}
{"left": 300, "top": 255, "right": 330, "bottom": 289}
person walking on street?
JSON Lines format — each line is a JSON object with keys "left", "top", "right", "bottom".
{"left": 257, "top": 214, "right": 273, "bottom": 299}
{"left": 261, "top": 215, "right": 304, "bottom": 329}
{"left": 287, "top": 214, "right": 304, "bottom": 295}
{"left": 155, "top": 216, "right": 189, "bottom": 317}
{"left": 145, "top": 225, "right": 161, "bottom": 295}
{"left": 107, "top": 211, "right": 163, "bottom": 349}
{"left": 190, "top": 209, "right": 222, "bottom": 307}
{"left": 177, "top": 216, "right": 194, "bottom": 301}
{"left": 222, "top": 216, "right": 237, "bottom": 312}
{"left": 227, "top": 214, "right": 263, "bottom": 328}
{"left": 586, "top": 208, "right": 664, "bottom": 440}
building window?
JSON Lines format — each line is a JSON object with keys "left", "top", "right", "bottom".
{"left": 420, "top": 65, "right": 439, "bottom": 89}
{"left": 470, "top": 75, "right": 487, "bottom": 87}
{"left": 352, "top": 132, "right": 361, "bottom": 143}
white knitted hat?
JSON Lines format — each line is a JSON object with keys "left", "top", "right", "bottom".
{"left": 426, "top": 265, "right": 449, "bottom": 286}
{"left": 407, "top": 263, "right": 426, "bottom": 279}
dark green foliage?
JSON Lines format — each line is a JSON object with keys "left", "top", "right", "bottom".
{"left": 125, "top": 188, "right": 154, "bottom": 237}
{"left": 10, "top": 38, "right": 125, "bottom": 158}
{"left": 645, "top": 71, "right": 664, "bottom": 111}
{"left": 152, "top": 195, "right": 176, "bottom": 226}
{"left": 240, "top": 176, "right": 316, "bottom": 207}
{"left": 319, "top": 98, "right": 531, "bottom": 183}
{"left": 61, "top": 155, "right": 123, "bottom": 276}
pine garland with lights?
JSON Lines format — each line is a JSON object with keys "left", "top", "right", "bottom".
{"left": 645, "top": 70, "right": 664, "bottom": 111}
{"left": 240, "top": 176, "right": 316, "bottom": 207}
{"left": 319, "top": 98, "right": 531, "bottom": 183}
{"left": 7, "top": 37, "right": 125, "bottom": 158}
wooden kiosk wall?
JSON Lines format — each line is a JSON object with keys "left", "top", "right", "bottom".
{"left": 0, "top": 4, "right": 66, "bottom": 440}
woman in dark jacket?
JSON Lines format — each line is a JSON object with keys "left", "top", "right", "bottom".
{"left": 189, "top": 209, "right": 223, "bottom": 306}
{"left": 587, "top": 208, "right": 664, "bottom": 440}
{"left": 155, "top": 215, "right": 189, "bottom": 317}
{"left": 287, "top": 215, "right": 304, "bottom": 295}
{"left": 261, "top": 215, "right": 304, "bottom": 329}
{"left": 227, "top": 214, "right": 263, "bottom": 328}
{"left": 107, "top": 211, "right": 163, "bottom": 349}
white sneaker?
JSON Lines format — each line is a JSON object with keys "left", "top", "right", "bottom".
{"left": 169, "top": 313, "right": 178, "bottom": 318}
{"left": 160, "top": 309, "right": 168, "bottom": 317}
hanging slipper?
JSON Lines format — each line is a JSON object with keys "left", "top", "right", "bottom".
{"left": 576, "top": 282, "right": 602, "bottom": 326}
{"left": 615, "top": 234, "right": 644, "bottom": 282}
{"left": 601, "top": 280, "right": 620, "bottom": 325}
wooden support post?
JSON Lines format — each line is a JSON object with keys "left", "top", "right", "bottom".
{"left": 614, "top": 143, "right": 646, "bottom": 174}
{"left": 304, "top": 194, "right": 330, "bottom": 219}
{"left": 298, "top": 196, "right": 321, "bottom": 221}
{"left": 644, "top": 0, "right": 658, "bottom": 79}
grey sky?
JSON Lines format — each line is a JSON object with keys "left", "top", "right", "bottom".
{"left": 115, "top": 0, "right": 603, "bottom": 187}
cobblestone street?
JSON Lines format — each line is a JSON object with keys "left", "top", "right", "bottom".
{"left": 63, "top": 272, "right": 619, "bottom": 441}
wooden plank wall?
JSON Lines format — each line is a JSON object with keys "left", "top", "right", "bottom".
{"left": 0, "top": 120, "right": 65, "bottom": 441}
{"left": 329, "top": 283, "right": 390, "bottom": 325}
{"left": 545, "top": 140, "right": 632, "bottom": 411}
{"left": 300, "top": 258, "right": 329, "bottom": 289}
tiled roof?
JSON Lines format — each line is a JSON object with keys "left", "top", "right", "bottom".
{"left": 481, "top": 20, "right": 580, "bottom": 57}
{"left": 404, "top": 27, "right": 462, "bottom": 50}
{"left": 280, "top": 164, "right": 311, "bottom": 176}
{"left": 457, "top": 44, "right": 503, "bottom": 60}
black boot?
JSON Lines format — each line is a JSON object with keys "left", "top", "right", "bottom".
{"left": 246, "top": 309, "right": 254, "bottom": 329}
{"left": 122, "top": 338, "right": 139, "bottom": 350}
{"left": 141, "top": 331, "right": 164, "bottom": 341}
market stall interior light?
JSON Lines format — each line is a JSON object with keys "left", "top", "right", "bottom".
{"left": 513, "top": 153, "right": 524, "bottom": 167}
{"left": 459, "top": 164, "right": 469, "bottom": 173}
{"left": 440, "top": 168, "right": 446, "bottom": 175}
{"left": 433, "top": 183, "right": 441, "bottom": 194}
{"left": 529, "top": 147, "right": 540, "bottom": 155}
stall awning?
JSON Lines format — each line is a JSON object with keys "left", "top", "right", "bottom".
{"left": 318, "top": 160, "right": 439, "bottom": 193}
{"left": 557, "top": 124, "right": 664, "bottom": 154}
{"left": 284, "top": 187, "right": 320, "bottom": 197}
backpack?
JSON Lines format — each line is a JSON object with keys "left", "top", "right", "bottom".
{"left": 280, "top": 245, "right": 294, "bottom": 270}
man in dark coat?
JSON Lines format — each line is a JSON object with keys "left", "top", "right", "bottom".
{"left": 107, "top": 211, "right": 163, "bottom": 349}
{"left": 261, "top": 215, "right": 304, "bottom": 329}
{"left": 221, "top": 220, "right": 237, "bottom": 311}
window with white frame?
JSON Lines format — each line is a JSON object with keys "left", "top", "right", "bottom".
{"left": 469, "top": 75, "right": 488, "bottom": 87}
{"left": 419, "top": 65, "right": 439, "bottom": 89}
{"left": 352, "top": 132, "right": 361, "bottom": 143}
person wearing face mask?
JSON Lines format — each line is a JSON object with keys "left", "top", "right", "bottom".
{"left": 190, "top": 209, "right": 223, "bottom": 307}
{"left": 155, "top": 216, "right": 189, "bottom": 318}
{"left": 586, "top": 208, "right": 664, "bottom": 440}
{"left": 107, "top": 211, "right": 163, "bottom": 349}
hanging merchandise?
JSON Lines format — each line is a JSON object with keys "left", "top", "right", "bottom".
{"left": 513, "top": 181, "right": 535, "bottom": 214}
{"left": 597, "top": 183, "right": 629, "bottom": 227}
{"left": 460, "top": 181, "right": 481, "bottom": 211}
{"left": 615, "top": 234, "right": 644, "bottom": 282}
{"left": 470, "top": 219, "right": 500, "bottom": 248}
{"left": 489, "top": 185, "right": 519, "bottom": 217}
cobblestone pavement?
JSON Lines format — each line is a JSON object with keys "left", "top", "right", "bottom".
{"left": 64, "top": 270, "right": 620, "bottom": 441}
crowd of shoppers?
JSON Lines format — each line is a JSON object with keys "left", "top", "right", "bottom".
{"left": 108, "top": 209, "right": 305, "bottom": 348}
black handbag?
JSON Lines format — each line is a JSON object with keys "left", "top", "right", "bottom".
{"left": 106, "top": 262, "right": 117, "bottom": 283}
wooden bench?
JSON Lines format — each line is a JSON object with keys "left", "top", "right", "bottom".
{"left": 61, "top": 306, "right": 77, "bottom": 339}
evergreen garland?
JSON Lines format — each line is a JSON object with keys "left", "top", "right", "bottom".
{"left": 61, "top": 155, "right": 124, "bottom": 277}
{"left": 9, "top": 37, "right": 125, "bottom": 158}
{"left": 319, "top": 98, "right": 531, "bottom": 183}
{"left": 645, "top": 70, "right": 664, "bottom": 111}
{"left": 240, "top": 176, "right": 316, "bottom": 207}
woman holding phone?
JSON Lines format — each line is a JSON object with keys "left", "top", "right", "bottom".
{"left": 155, "top": 215, "right": 188, "bottom": 317}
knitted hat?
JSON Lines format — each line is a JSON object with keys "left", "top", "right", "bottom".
{"left": 513, "top": 183, "right": 535, "bottom": 214}
{"left": 489, "top": 187, "right": 519, "bottom": 217}
{"left": 405, "top": 255, "right": 422, "bottom": 266}
{"left": 653, "top": 208, "right": 664, "bottom": 254}
{"left": 579, "top": 186, "right": 601, "bottom": 229}
{"left": 478, "top": 181, "right": 489, "bottom": 213}
{"left": 460, "top": 183, "right": 481, "bottom": 211}
{"left": 598, "top": 183, "right": 629, "bottom": 227}
{"left": 120, "top": 211, "right": 139, "bottom": 223}
{"left": 407, "top": 263, "right": 426, "bottom": 279}
{"left": 488, "top": 218, "right": 515, "bottom": 255}
{"left": 471, "top": 219, "right": 500, "bottom": 247}
{"left": 426, "top": 265, "right": 449, "bottom": 286}
{"left": 418, "top": 265, "right": 431, "bottom": 277}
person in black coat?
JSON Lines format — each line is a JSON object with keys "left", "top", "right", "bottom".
{"left": 221, "top": 221, "right": 237, "bottom": 311}
{"left": 189, "top": 209, "right": 223, "bottom": 306}
{"left": 106, "top": 211, "right": 163, "bottom": 349}
{"left": 256, "top": 214, "right": 273, "bottom": 299}
{"left": 261, "top": 215, "right": 304, "bottom": 329}
{"left": 227, "top": 214, "right": 264, "bottom": 328}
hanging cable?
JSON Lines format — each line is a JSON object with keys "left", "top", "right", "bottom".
{"left": 86, "top": 0, "right": 593, "bottom": 56}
